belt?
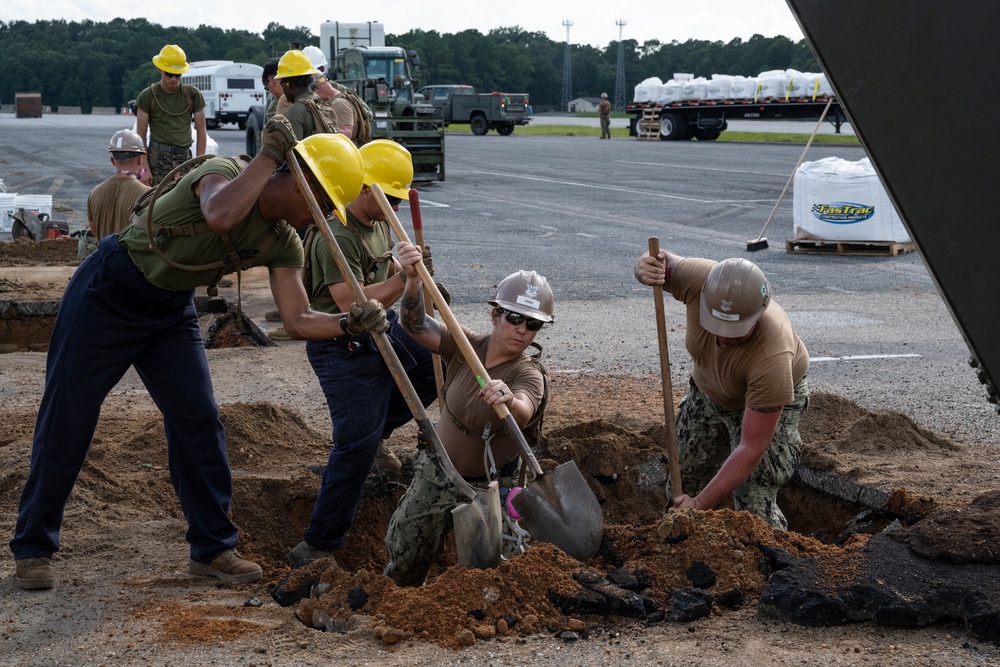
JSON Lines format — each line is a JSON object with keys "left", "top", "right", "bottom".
{"left": 148, "top": 139, "right": 190, "bottom": 155}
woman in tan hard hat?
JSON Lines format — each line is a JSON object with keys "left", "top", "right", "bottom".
{"left": 382, "top": 258, "right": 552, "bottom": 586}
{"left": 634, "top": 250, "right": 810, "bottom": 529}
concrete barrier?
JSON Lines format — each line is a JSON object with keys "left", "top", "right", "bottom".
{"left": 57, "top": 106, "right": 83, "bottom": 114}
{"left": 91, "top": 107, "right": 117, "bottom": 115}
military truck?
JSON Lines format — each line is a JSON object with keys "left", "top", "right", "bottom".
{"left": 416, "top": 84, "right": 531, "bottom": 135}
{"left": 245, "top": 21, "right": 445, "bottom": 181}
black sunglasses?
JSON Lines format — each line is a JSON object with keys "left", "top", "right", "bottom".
{"left": 385, "top": 194, "right": 402, "bottom": 206}
{"left": 497, "top": 307, "right": 544, "bottom": 331}
{"left": 162, "top": 72, "right": 182, "bottom": 79}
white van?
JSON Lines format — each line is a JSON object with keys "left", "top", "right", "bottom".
{"left": 182, "top": 61, "right": 265, "bottom": 130}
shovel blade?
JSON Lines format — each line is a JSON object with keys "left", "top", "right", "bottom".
{"left": 511, "top": 460, "right": 604, "bottom": 562}
{"left": 451, "top": 480, "right": 503, "bottom": 569}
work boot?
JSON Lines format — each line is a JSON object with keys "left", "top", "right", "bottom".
{"left": 287, "top": 540, "right": 336, "bottom": 568}
{"left": 14, "top": 557, "right": 54, "bottom": 590}
{"left": 374, "top": 440, "right": 402, "bottom": 473}
{"left": 189, "top": 549, "right": 262, "bottom": 583}
{"left": 265, "top": 309, "right": 282, "bottom": 322}
{"left": 269, "top": 327, "right": 292, "bottom": 342}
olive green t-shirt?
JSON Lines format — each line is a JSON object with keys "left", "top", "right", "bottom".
{"left": 308, "top": 212, "right": 393, "bottom": 314}
{"left": 284, "top": 91, "right": 320, "bottom": 140}
{"left": 118, "top": 156, "right": 303, "bottom": 292}
{"left": 668, "top": 258, "right": 809, "bottom": 410}
{"left": 135, "top": 83, "right": 206, "bottom": 148}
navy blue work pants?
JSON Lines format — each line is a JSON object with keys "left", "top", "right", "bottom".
{"left": 304, "top": 310, "right": 437, "bottom": 550}
{"left": 9, "top": 235, "right": 238, "bottom": 563}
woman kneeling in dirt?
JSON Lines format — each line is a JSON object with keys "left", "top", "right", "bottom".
{"left": 383, "top": 246, "right": 553, "bottom": 586}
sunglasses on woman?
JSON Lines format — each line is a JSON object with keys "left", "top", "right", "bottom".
{"left": 497, "top": 307, "right": 544, "bottom": 331}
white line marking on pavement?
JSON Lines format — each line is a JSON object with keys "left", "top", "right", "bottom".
{"left": 810, "top": 353, "right": 922, "bottom": 362}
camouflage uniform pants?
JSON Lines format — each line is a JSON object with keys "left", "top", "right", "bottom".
{"left": 147, "top": 146, "right": 192, "bottom": 186}
{"left": 384, "top": 448, "right": 519, "bottom": 587}
{"left": 669, "top": 377, "right": 809, "bottom": 529}
{"left": 77, "top": 233, "right": 98, "bottom": 261}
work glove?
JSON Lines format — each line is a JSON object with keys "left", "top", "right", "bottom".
{"left": 421, "top": 244, "right": 435, "bottom": 277}
{"left": 260, "top": 114, "right": 297, "bottom": 165}
{"left": 346, "top": 299, "right": 390, "bottom": 336}
{"left": 434, "top": 281, "right": 451, "bottom": 307}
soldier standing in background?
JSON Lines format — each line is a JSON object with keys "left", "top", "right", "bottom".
{"left": 598, "top": 92, "right": 612, "bottom": 139}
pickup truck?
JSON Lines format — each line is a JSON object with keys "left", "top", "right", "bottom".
{"left": 416, "top": 84, "right": 530, "bottom": 136}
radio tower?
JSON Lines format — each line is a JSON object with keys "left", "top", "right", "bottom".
{"left": 561, "top": 20, "right": 573, "bottom": 111}
{"left": 614, "top": 20, "right": 627, "bottom": 111}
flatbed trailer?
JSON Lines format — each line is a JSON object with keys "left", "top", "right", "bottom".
{"left": 625, "top": 96, "right": 846, "bottom": 141}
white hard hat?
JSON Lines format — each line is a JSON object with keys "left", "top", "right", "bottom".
{"left": 303, "top": 45, "right": 327, "bottom": 71}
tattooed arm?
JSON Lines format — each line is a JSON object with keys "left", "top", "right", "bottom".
{"left": 397, "top": 241, "right": 444, "bottom": 352}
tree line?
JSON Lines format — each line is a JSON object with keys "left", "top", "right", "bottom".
{"left": 0, "top": 19, "right": 819, "bottom": 113}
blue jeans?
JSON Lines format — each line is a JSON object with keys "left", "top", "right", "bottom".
{"left": 10, "top": 235, "right": 239, "bottom": 563}
{"left": 304, "top": 310, "right": 437, "bottom": 550}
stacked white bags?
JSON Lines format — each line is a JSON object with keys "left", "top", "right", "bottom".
{"left": 632, "top": 69, "right": 833, "bottom": 104}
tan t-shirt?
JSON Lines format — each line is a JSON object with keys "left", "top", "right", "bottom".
{"left": 87, "top": 176, "right": 150, "bottom": 238}
{"left": 669, "top": 258, "right": 809, "bottom": 410}
{"left": 435, "top": 327, "right": 545, "bottom": 477}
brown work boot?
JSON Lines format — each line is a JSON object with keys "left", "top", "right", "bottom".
{"left": 287, "top": 540, "right": 336, "bottom": 568}
{"left": 265, "top": 309, "right": 282, "bottom": 322}
{"left": 189, "top": 549, "right": 262, "bottom": 583}
{"left": 269, "top": 327, "right": 292, "bottom": 342}
{"left": 14, "top": 557, "right": 54, "bottom": 590}
{"left": 374, "top": 440, "right": 402, "bottom": 473}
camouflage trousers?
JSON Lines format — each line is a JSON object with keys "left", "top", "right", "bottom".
{"left": 384, "top": 448, "right": 519, "bottom": 587}
{"left": 669, "top": 376, "right": 809, "bottom": 529}
{"left": 147, "top": 146, "right": 192, "bottom": 186}
{"left": 77, "top": 233, "right": 98, "bottom": 261}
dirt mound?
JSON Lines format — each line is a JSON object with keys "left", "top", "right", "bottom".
{"left": 0, "top": 237, "right": 80, "bottom": 266}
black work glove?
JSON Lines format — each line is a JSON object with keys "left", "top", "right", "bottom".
{"left": 434, "top": 281, "right": 451, "bottom": 307}
{"left": 421, "top": 244, "right": 435, "bottom": 277}
{"left": 260, "top": 114, "right": 297, "bottom": 165}
{"left": 346, "top": 299, "right": 390, "bottom": 336}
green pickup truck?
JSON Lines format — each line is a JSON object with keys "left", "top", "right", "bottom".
{"left": 416, "top": 84, "right": 531, "bottom": 135}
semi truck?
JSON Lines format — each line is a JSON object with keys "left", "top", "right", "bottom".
{"left": 416, "top": 84, "right": 531, "bottom": 135}
{"left": 181, "top": 61, "right": 265, "bottom": 130}
{"left": 625, "top": 96, "right": 846, "bottom": 141}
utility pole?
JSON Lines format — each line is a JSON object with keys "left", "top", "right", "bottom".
{"left": 561, "top": 20, "right": 573, "bottom": 112}
{"left": 614, "top": 20, "right": 627, "bottom": 112}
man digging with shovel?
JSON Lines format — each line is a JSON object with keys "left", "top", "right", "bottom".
{"left": 634, "top": 250, "right": 810, "bottom": 529}
{"left": 383, "top": 262, "right": 552, "bottom": 586}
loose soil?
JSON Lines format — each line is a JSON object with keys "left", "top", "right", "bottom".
{"left": 2, "top": 239, "right": 999, "bottom": 666}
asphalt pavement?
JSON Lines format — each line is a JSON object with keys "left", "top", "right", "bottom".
{"left": 1, "top": 113, "right": 996, "bottom": 448}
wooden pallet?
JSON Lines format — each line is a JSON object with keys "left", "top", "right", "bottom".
{"left": 785, "top": 238, "right": 916, "bottom": 257}
{"left": 637, "top": 109, "right": 660, "bottom": 140}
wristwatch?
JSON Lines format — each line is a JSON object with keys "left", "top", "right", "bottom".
{"left": 339, "top": 314, "right": 350, "bottom": 335}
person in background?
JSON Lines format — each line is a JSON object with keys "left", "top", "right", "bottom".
{"left": 384, "top": 265, "right": 551, "bottom": 586}
{"left": 634, "top": 250, "right": 809, "bottom": 529}
{"left": 287, "top": 140, "right": 439, "bottom": 567}
{"left": 9, "top": 123, "right": 389, "bottom": 591}
{"left": 135, "top": 44, "right": 207, "bottom": 185}
{"left": 262, "top": 56, "right": 282, "bottom": 124}
{"left": 79, "top": 129, "right": 150, "bottom": 260}
{"left": 598, "top": 92, "right": 612, "bottom": 139}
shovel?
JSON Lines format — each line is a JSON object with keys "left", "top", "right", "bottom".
{"left": 372, "top": 183, "right": 605, "bottom": 562}
{"left": 648, "top": 237, "right": 683, "bottom": 499}
{"left": 287, "top": 153, "right": 502, "bottom": 570}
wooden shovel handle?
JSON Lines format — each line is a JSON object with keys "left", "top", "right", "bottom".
{"left": 408, "top": 188, "right": 446, "bottom": 407}
{"left": 373, "top": 183, "right": 544, "bottom": 477}
{"left": 649, "top": 237, "right": 683, "bottom": 499}
{"left": 286, "top": 152, "right": 476, "bottom": 500}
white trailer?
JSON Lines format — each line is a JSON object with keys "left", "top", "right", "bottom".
{"left": 181, "top": 60, "right": 265, "bottom": 130}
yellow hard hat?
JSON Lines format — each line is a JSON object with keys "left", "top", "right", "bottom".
{"left": 293, "top": 133, "right": 364, "bottom": 223}
{"left": 152, "top": 44, "right": 190, "bottom": 75}
{"left": 274, "top": 50, "right": 320, "bottom": 79}
{"left": 359, "top": 139, "right": 413, "bottom": 200}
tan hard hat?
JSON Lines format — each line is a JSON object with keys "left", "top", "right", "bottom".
{"left": 699, "top": 258, "right": 770, "bottom": 337}
{"left": 108, "top": 129, "right": 146, "bottom": 153}
{"left": 488, "top": 270, "right": 554, "bottom": 323}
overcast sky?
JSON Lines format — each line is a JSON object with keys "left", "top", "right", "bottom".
{"left": 2, "top": 2, "right": 805, "bottom": 48}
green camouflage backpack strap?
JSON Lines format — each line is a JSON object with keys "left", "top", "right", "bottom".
{"left": 344, "top": 216, "right": 394, "bottom": 285}
{"left": 331, "top": 82, "right": 373, "bottom": 146}
{"left": 301, "top": 97, "right": 340, "bottom": 135}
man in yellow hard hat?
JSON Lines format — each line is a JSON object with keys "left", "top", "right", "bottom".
{"left": 10, "top": 122, "right": 390, "bottom": 591}
{"left": 135, "top": 44, "right": 208, "bottom": 186}
{"left": 287, "top": 139, "right": 439, "bottom": 567}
